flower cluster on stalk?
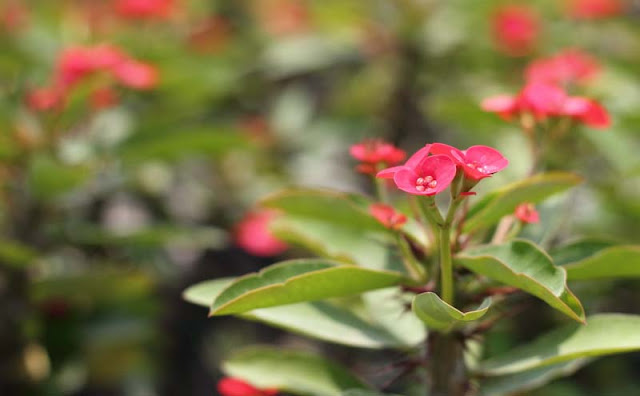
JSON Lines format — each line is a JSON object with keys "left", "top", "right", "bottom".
{"left": 374, "top": 143, "right": 508, "bottom": 197}
{"left": 482, "top": 48, "right": 610, "bottom": 130}
{"left": 27, "top": 44, "right": 158, "bottom": 111}
{"left": 350, "top": 139, "right": 406, "bottom": 175}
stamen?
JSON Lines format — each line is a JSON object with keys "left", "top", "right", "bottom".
{"left": 415, "top": 185, "right": 426, "bottom": 192}
{"left": 416, "top": 177, "right": 425, "bottom": 185}
{"left": 425, "top": 175, "right": 433, "bottom": 183}
{"left": 428, "top": 180, "right": 438, "bottom": 188}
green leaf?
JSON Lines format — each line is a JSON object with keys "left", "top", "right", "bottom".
{"left": 118, "top": 128, "right": 251, "bottom": 162}
{"left": 210, "top": 259, "right": 408, "bottom": 316}
{"left": 412, "top": 292, "right": 491, "bottom": 332}
{"left": 183, "top": 278, "right": 234, "bottom": 307}
{"left": 480, "top": 359, "right": 590, "bottom": 396}
{"left": 31, "top": 270, "right": 154, "bottom": 305}
{"left": 222, "top": 346, "right": 369, "bottom": 396}
{"left": 477, "top": 313, "right": 640, "bottom": 375}
{"left": 262, "top": 189, "right": 404, "bottom": 272}
{"left": 184, "top": 280, "right": 423, "bottom": 349}
{"left": 455, "top": 240, "right": 585, "bottom": 323}
{"left": 360, "top": 288, "right": 427, "bottom": 348}
{"left": 464, "top": 173, "right": 582, "bottom": 233}
{"left": 551, "top": 240, "right": 640, "bottom": 280}
{"left": 27, "top": 155, "right": 90, "bottom": 199}
{"left": 0, "top": 239, "right": 38, "bottom": 268}
{"left": 550, "top": 238, "right": 616, "bottom": 266}
{"left": 61, "top": 224, "right": 227, "bottom": 249}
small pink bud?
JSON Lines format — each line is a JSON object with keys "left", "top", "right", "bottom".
{"left": 515, "top": 202, "right": 540, "bottom": 224}
{"left": 369, "top": 203, "right": 407, "bottom": 230}
{"left": 234, "top": 210, "right": 287, "bottom": 257}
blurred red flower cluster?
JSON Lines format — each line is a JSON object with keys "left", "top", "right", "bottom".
{"left": 482, "top": 47, "right": 610, "bottom": 129}
{"left": 234, "top": 209, "right": 288, "bottom": 257}
{"left": 27, "top": 44, "right": 158, "bottom": 112}
{"left": 491, "top": 5, "right": 540, "bottom": 57}
{"left": 566, "top": 0, "right": 625, "bottom": 19}
{"left": 114, "top": 0, "right": 176, "bottom": 20}
{"left": 217, "top": 377, "right": 278, "bottom": 396}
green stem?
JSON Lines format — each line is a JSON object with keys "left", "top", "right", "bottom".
{"left": 439, "top": 226, "right": 454, "bottom": 305}
{"left": 374, "top": 177, "right": 389, "bottom": 203}
{"left": 395, "top": 234, "right": 427, "bottom": 282}
{"left": 439, "top": 196, "right": 464, "bottom": 305}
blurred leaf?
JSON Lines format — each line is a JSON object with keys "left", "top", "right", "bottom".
{"left": 464, "top": 173, "right": 582, "bottom": 233}
{"left": 0, "top": 239, "right": 38, "bottom": 268}
{"left": 551, "top": 240, "right": 640, "bottom": 281}
{"left": 27, "top": 155, "right": 90, "bottom": 199}
{"left": 477, "top": 314, "right": 640, "bottom": 375}
{"left": 31, "top": 271, "right": 154, "bottom": 305}
{"left": 62, "top": 224, "right": 226, "bottom": 249}
{"left": 479, "top": 359, "right": 591, "bottom": 396}
{"left": 455, "top": 240, "right": 585, "bottom": 323}
{"left": 185, "top": 279, "right": 421, "bottom": 349}
{"left": 222, "top": 346, "right": 369, "bottom": 396}
{"left": 550, "top": 238, "right": 617, "bottom": 266}
{"left": 118, "top": 128, "right": 252, "bottom": 162}
{"left": 412, "top": 292, "right": 491, "bottom": 332}
{"left": 210, "top": 259, "right": 409, "bottom": 316}
{"left": 263, "top": 189, "right": 404, "bottom": 272}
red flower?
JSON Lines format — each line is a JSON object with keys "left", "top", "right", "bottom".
{"left": 369, "top": 204, "right": 407, "bottom": 230}
{"left": 376, "top": 144, "right": 432, "bottom": 179}
{"left": 254, "top": 0, "right": 310, "bottom": 36}
{"left": 350, "top": 140, "right": 406, "bottom": 175}
{"left": 561, "top": 97, "right": 611, "bottom": 128}
{"left": 234, "top": 210, "right": 288, "bottom": 257}
{"left": 217, "top": 377, "right": 278, "bottom": 396}
{"left": 393, "top": 155, "right": 457, "bottom": 196}
{"left": 565, "top": 0, "right": 624, "bottom": 19}
{"left": 26, "top": 86, "right": 65, "bottom": 111}
{"left": 525, "top": 49, "right": 601, "bottom": 86}
{"left": 481, "top": 83, "right": 610, "bottom": 129}
{"left": 430, "top": 143, "right": 509, "bottom": 181}
{"left": 56, "top": 45, "right": 126, "bottom": 88}
{"left": 114, "top": 0, "right": 175, "bottom": 20}
{"left": 480, "top": 95, "right": 520, "bottom": 120}
{"left": 515, "top": 202, "right": 539, "bottom": 223}
{"left": 112, "top": 59, "right": 159, "bottom": 90}
{"left": 1, "top": 1, "right": 29, "bottom": 32}
{"left": 491, "top": 5, "right": 540, "bottom": 56}
{"left": 90, "top": 87, "right": 119, "bottom": 110}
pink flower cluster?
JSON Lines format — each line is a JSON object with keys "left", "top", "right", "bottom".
{"left": 369, "top": 203, "right": 407, "bottom": 230}
{"left": 233, "top": 209, "right": 288, "bottom": 257}
{"left": 491, "top": 5, "right": 540, "bottom": 57}
{"left": 565, "top": 0, "right": 625, "bottom": 20}
{"left": 482, "top": 49, "right": 610, "bottom": 129}
{"left": 350, "top": 139, "right": 406, "bottom": 175}
{"left": 27, "top": 44, "right": 158, "bottom": 112}
{"left": 375, "top": 143, "right": 508, "bottom": 196}
{"left": 525, "top": 49, "right": 600, "bottom": 86}
{"left": 515, "top": 202, "right": 539, "bottom": 224}
{"left": 217, "top": 377, "right": 278, "bottom": 396}
{"left": 114, "top": 0, "right": 176, "bottom": 20}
